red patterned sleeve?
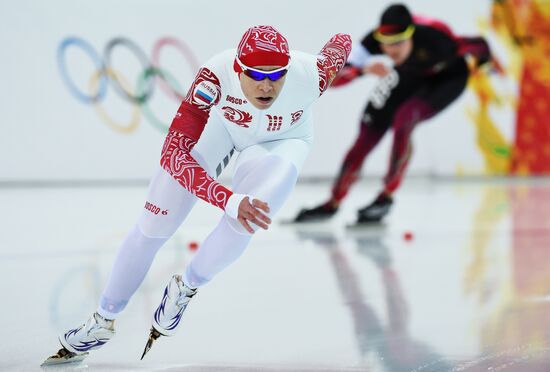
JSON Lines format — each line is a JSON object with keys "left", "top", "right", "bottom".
{"left": 316, "top": 34, "right": 352, "bottom": 95}
{"left": 160, "top": 67, "right": 233, "bottom": 211}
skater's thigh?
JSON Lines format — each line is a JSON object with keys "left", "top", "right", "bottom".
{"left": 234, "top": 135, "right": 312, "bottom": 179}
{"left": 138, "top": 166, "right": 198, "bottom": 238}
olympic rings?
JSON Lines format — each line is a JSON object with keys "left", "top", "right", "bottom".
{"left": 90, "top": 68, "right": 141, "bottom": 133}
{"left": 104, "top": 37, "right": 154, "bottom": 104}
{"left": 57, "top": 36, "right": 199, "bottom": 133}
{"left": 152, "top": 37, "right": 199, "bottom": 101}
{"left": 139, "top": 67, "right": 185, "bottom": 132}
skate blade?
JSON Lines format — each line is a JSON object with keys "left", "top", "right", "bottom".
{"left": 346, "top": 220, "right": 386, "bottom": 231}
{"left": 41, "top": 348, "right": 88, "bottom": 366}
{"left": 140, "top": 327, "right": 162, "bottom": 360}
{"left": 346, "top": 221, "right": 387, "bottom": 235}
{"left": 280, "top": 217, "right": 334, "bottom": 225}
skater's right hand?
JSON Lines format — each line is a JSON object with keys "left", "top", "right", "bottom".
{"left": 363, "top": 62, "right": 391, "bottom": 77}
{"left": 237, "top": 197, "right": 271, "bottom": 233}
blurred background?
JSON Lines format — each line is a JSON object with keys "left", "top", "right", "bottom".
{"left": 2, "top": 0, "right": 546, "bottom": 183}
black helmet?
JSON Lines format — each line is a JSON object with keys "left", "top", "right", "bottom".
{"left": 374, "top": 4, "right": 415, "bottom": 44}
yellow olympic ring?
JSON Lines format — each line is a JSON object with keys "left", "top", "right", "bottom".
{"left": 89, "top": 68, "right": 141, "bottom": 134}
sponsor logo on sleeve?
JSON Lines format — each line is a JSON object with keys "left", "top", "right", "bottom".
{"left": 226, "top": 95, "right": 247, "bottom": 105}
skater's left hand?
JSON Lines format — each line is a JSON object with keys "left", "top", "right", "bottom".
{"left": 238, "top": 197, "right": 271, "bottom": 233}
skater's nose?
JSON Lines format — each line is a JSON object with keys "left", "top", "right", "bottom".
{"left": 258, "top": 79, "right": 273, "bottom": 93}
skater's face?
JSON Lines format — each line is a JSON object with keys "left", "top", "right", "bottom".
{"left": 381, "top": 38, "right": 413, "bottom": 66}
{"left": 239, "top": 65, "right": 288, "bottom": 110}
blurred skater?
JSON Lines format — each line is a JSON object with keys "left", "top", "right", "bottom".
{"left": 294, "top": 4, "right": 493, "bottom": 224}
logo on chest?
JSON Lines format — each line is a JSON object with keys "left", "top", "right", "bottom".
{"left": 266, "top": 114, "right": 283, "bottom": 132}
{"left": 222, "top": 106, "right": 252, "bottom": 128}
{"left": 290, "top": 110, "right": 303, "bottom": 125}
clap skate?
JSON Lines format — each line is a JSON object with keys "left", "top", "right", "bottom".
{"left": 141, "top": 274, "right": 197, "bottom": 360}
{"left": 356, "top": 193, "right": 393, "bottom": 224}
{"left": 41, "top": 312, "right": 115, "bottom": 366}
{"left": 293, "top": 201, "right": 338, "bottom": 223}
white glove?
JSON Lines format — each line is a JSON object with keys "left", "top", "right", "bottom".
{"left": 225, "top": 193, "right": 252, "bottom": 220}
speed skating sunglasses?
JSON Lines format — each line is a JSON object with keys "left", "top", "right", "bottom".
{"left": 236, "top": 58, "right": 289, "bottom": 82}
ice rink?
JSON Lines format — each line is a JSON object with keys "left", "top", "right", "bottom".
{"left": 2, "top": 178, "right": 550, "bottom": 371}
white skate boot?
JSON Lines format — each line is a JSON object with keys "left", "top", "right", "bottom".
{"left": 141, "top": 274, "right": 197, "bottom": 359}
{"left": 42, "top": 312, "right": 115, "bottom": 366}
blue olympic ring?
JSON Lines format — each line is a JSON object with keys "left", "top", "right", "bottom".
{"left": 57, "top": 37, "right": 109, "bottom": 104}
